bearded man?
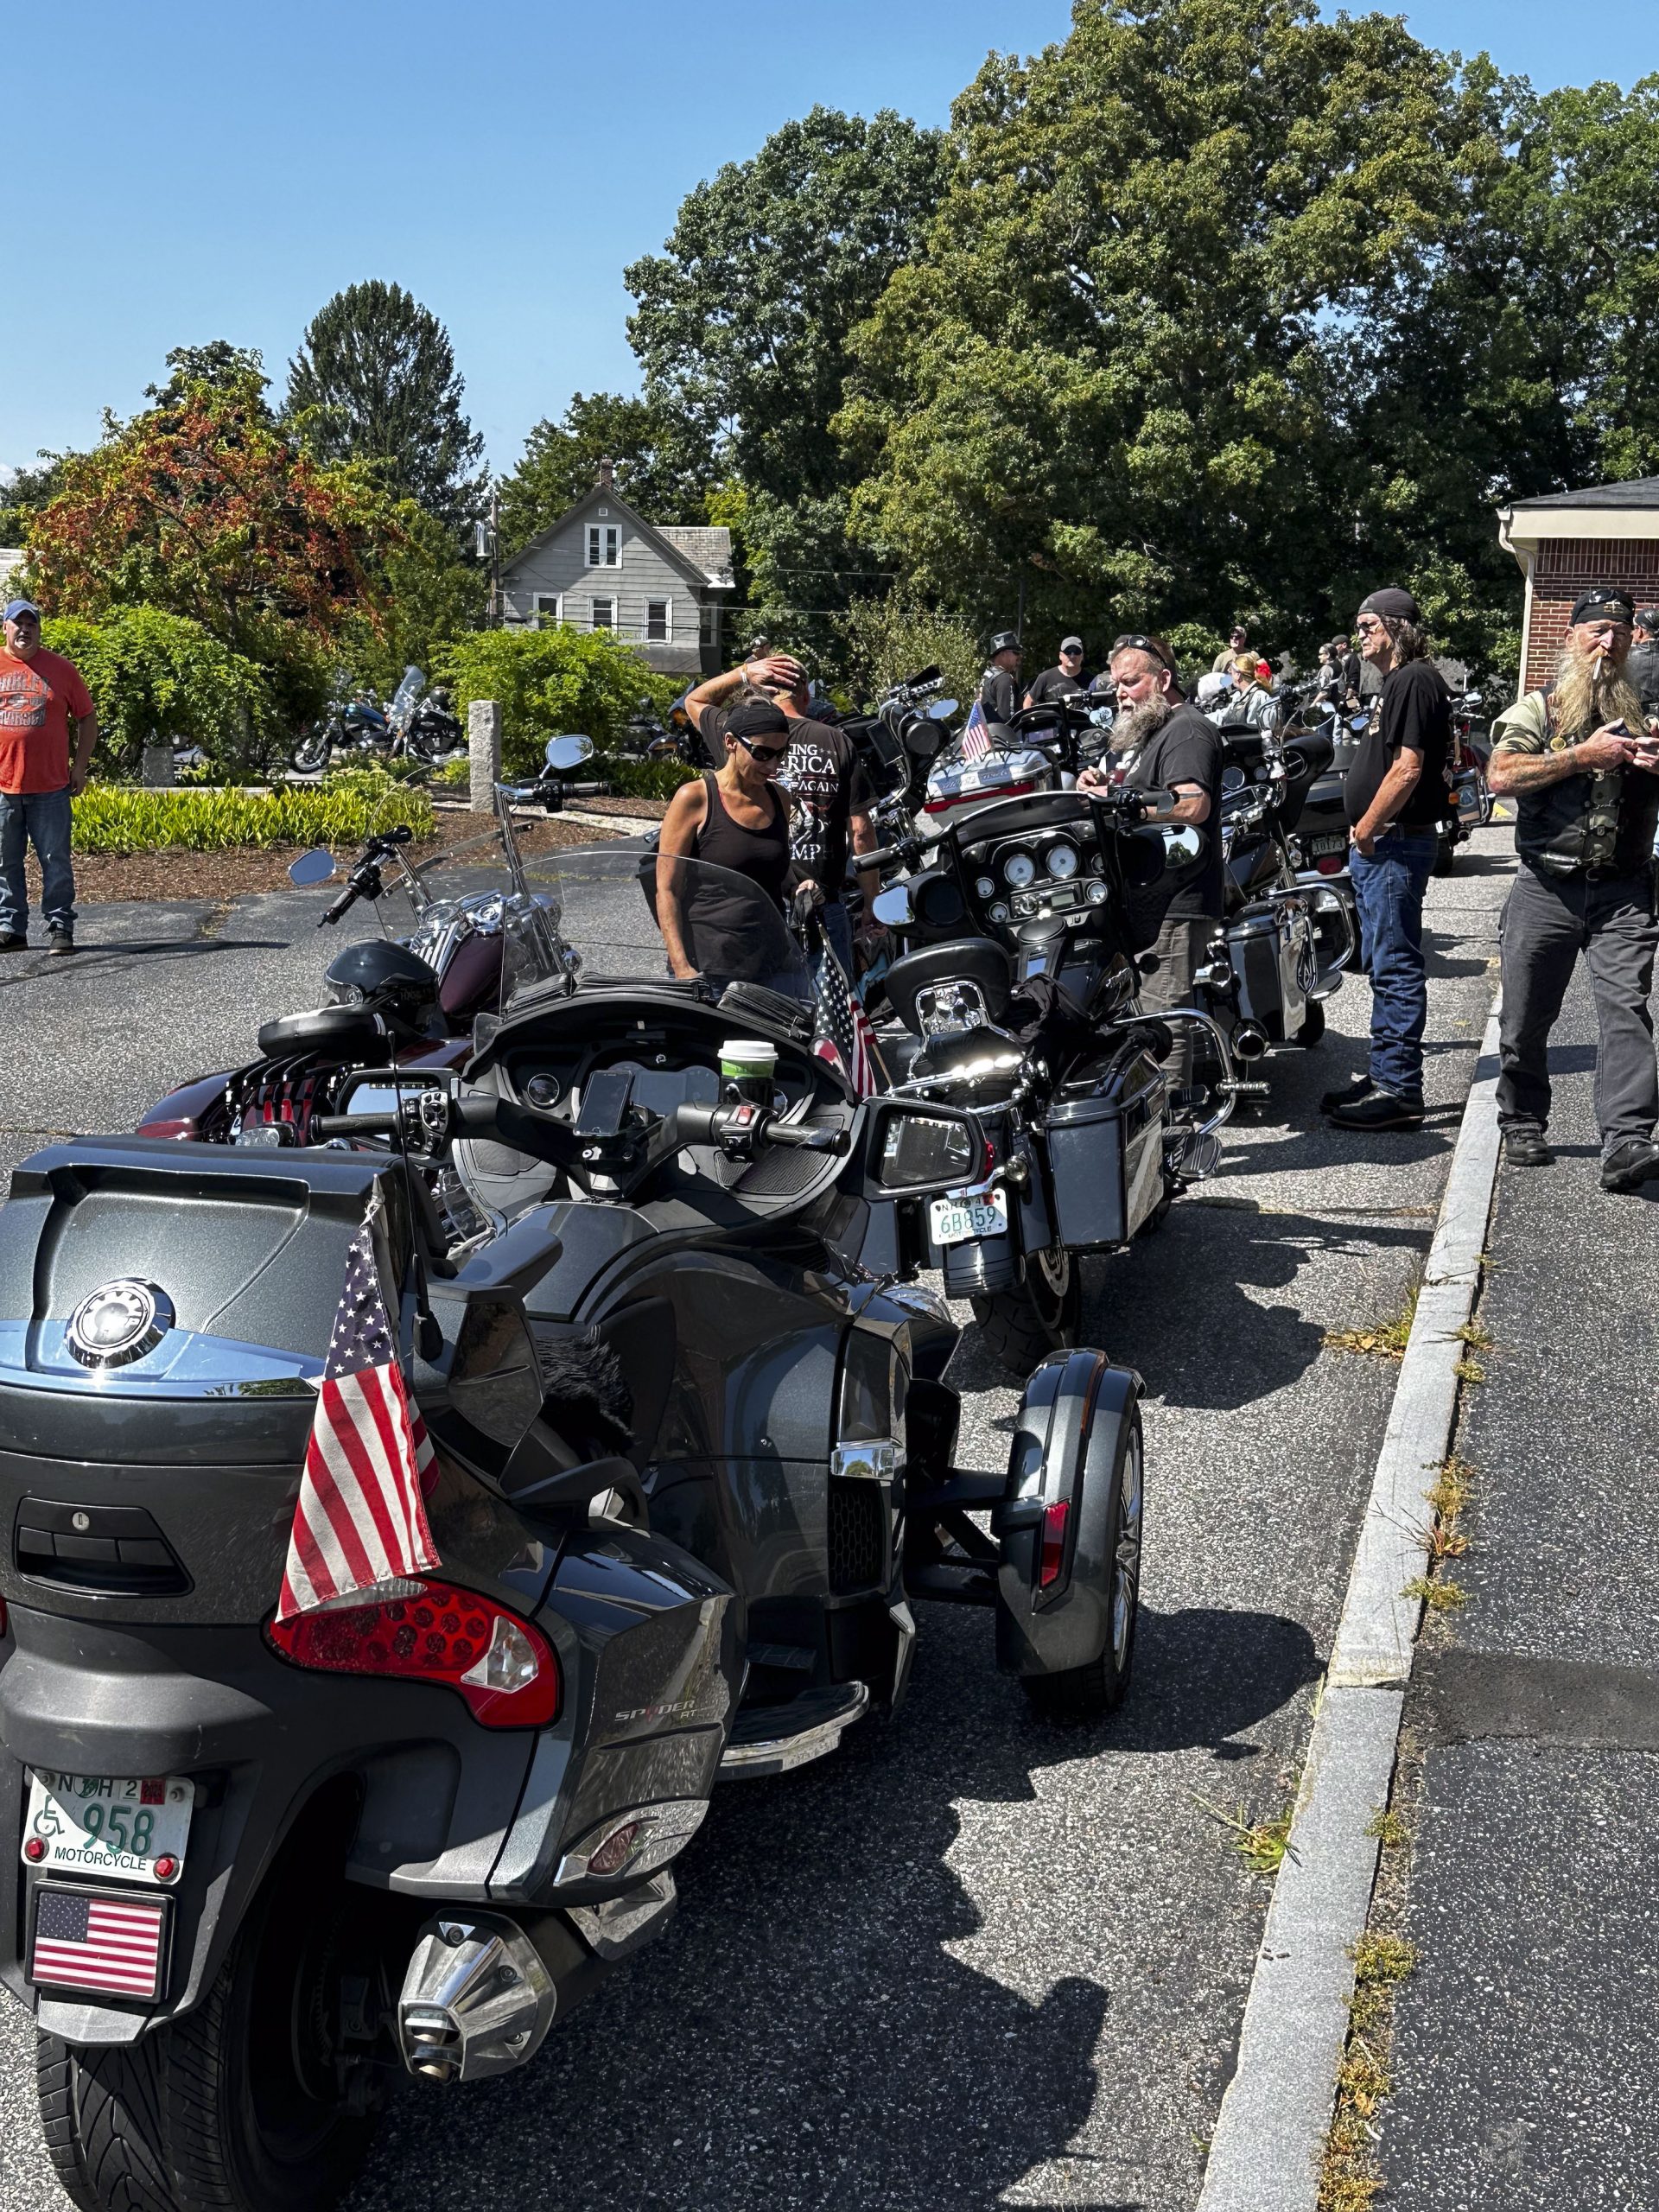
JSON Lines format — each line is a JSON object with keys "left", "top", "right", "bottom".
{"left": 1079, "top": 634, "right": 1221, "bottom": 1090}
{"left": 1487, "top": 588, "right": 1659, "bottom": 1191}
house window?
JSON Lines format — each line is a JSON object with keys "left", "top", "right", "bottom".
{"left": 587, "top": 524, "right": 620, "bottom": 568}
{"left": 699, "top": 602, "right": 718, "bottom": 646}
{"left": 646, "top": 598, "right": 671, "bottom": 642}
{"left": 532, "top": 594, "right": 562, "bottom": 629}
{"left": 591, "top": 595, "right": 614, "bottom": 631}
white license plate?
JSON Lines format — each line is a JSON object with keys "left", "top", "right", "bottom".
{"left": 1311, "top": 834, "right": 1348, "bottom": 855}
{"left": 23, "top": 1771, "right": 194, "bottom": 1886}
{"left": 929, "top": 1188, "right": 1009, "bottom": 1246}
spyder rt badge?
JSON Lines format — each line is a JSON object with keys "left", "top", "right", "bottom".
{"left": 65, "top": 1280, "right": 175, "bottom": 1370}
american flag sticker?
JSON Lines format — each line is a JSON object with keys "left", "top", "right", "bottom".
{"left": 29, "top": 1885, "right": 171, "bottom": 2003}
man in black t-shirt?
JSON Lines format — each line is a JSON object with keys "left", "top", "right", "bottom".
{"left": 1079, "top": 636, "right": 1222, "bottom": 1090}
{"left": 979, "top": 632, "right": 1023, "bottom": 725}
{"left": 1325, "top": 586, "right": 1451, "bottom": 1133}
{"left": 1025, "top": 636, "right": 1093, "bottom": 708}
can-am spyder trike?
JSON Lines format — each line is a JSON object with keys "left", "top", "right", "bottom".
{"left": 0, "top": 849, "right": 1147, "bottom": 2212}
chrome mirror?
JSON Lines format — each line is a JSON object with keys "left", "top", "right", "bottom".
{"left": 288, "top": 848, "right": 337, "bottom": 887}
{"left": 872, "top": 884, "right": 914, "bottom": 928}
{"left": 544, "top": 734, "right": 594, "bottom": 772}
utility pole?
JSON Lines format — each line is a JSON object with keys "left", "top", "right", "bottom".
{"left": 476, "top": 494, "right": 501, "bottom": 628}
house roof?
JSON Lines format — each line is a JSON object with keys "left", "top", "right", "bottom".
{"left": 500, "top": 481, "right": 733, "bottom": 593}
{"left": 1509, "top": 477, "right": 1659, "bottom": 512}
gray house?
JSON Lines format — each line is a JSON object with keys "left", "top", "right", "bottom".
{"left": 499, "top": 461, "right": 734, "bottom": 677}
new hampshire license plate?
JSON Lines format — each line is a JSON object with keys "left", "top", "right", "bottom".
{"left": 22, "top": 1771, "right": 194, "bottom": 1886}
{"left": 929, "top": 1188, "right": 1009, "bottom": 1246}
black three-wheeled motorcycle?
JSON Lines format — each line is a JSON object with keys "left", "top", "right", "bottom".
{"left": 0, "top": 851, "right": 1144, "bottom": 2212}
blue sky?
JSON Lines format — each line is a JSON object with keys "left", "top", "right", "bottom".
{"left": 3, "top": 1, "right": 1651, "bottom": 484}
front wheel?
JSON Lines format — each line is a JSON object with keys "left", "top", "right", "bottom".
{"left": 38, "top": 1850, "right": 383, "bottom": 2212}
{"left": 972, "top": 1243, "right": 1080, "bottom": 1377}
{"left": 1022, "top": 1407, "right": 1144, "bottom": 1720}
{"left": 289, "top": 729, "right": 331, "bottom": 776}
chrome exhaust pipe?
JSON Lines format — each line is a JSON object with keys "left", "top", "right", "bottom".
{"left": 1232, "top": 1022, "right": 1270, "bottom": 1062}
{"left": 397, "top": 1913, "right": 557, "bottom": 2084}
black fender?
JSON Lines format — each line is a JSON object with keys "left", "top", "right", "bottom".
{"left": 992, "top": 1349, "right": 1141, "bottom": 1679}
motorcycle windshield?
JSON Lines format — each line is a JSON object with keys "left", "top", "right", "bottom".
{"left": 500, "top": 840, "right": 812, "bottom": 1014}
{"left": 386, "top": 666, "right": 423, "bottom": 733}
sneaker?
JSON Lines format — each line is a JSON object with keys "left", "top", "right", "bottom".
{"left": 46, "top": 930, "right": 74, "bottom": 957}
{"left": 0, "top": 933, "right": 26, "bottom": 953}
{"left": 1319, "top": 1073, "right": 1373, "bottom": 1115}
{"left": 1326, "top": 1089, "right": 1426, "bottom": 1132}
{"left": 1503, "top": 1122, "right": 1552, "bottom": 1167}
{"left": 1600, "top": 1139, "right": 1659, "bottom": 1193}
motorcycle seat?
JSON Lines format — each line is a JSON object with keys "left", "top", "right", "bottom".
{"left": 256, "top": 1006, "right": 385, "bottom": 1059}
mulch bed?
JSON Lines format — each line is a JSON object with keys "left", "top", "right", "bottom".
{"left": 22, "top": 811, "right": 620, "bottom": 907}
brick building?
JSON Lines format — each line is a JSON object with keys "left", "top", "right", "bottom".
{"left": 1498, "top": 478, "right": 1659, "bottom": 692}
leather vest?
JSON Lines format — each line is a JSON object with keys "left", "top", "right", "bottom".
{"left": 1513, "top": 689, "right": 1659, "bottom": 880}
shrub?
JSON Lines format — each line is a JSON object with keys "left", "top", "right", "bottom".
{"left": 588, "top": 753, "right": 699, "bottom": 799}
{"left": 41, "top": 608, "right": 281, "bottom": 779}
{"left": 835, "top": 592, "right": 982, "bottom": 716}
{"left": 71, "top": 776, "right": 434, "bottom": 855}
{"left": 435, "top": 624, "right": 678, "bottom": 778}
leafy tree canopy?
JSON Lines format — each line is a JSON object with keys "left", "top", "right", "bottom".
{"left": 41, "top": 608, "right": 275, "bottom": 777}
{"left": 286, "top": 280, "right": 487, "bottom": 532}
{"left": 495, "top": 391, "right": 711, "bottom": 552}
{"left": 840, "top": 0, "right": 1494, "bottom": 663}
{"left": 146, "top": 340, "right": 268, "bottom": 406}
{"left": 435, "top": 622, "right": 676, "bottom": 778}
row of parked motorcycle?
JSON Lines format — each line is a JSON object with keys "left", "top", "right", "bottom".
{"left": 288, "top": 664, "right": 466, "bottom": 773}
{"left": 0, "top": 661, "right": 1490, "bottom": 2212}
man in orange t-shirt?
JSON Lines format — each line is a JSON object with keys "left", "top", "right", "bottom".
{"left": 1, "top": 598, "right": 98, "bottom": 953}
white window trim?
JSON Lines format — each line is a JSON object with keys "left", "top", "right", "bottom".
{"left": 532, "top": 593, "right": 563, "bottom": 629}
{"left": 590, "top": 594, "right": 615, "bottom": 631}
{"left": 586, "top": 523, "right": 621, "bottom": 569}
{"left": 645, "top": 595, "right": 673, "bottom": 643}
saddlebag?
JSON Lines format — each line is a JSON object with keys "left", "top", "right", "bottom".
{"left": 1045, "top": 1058, "right": 1165, "bottom": 1250}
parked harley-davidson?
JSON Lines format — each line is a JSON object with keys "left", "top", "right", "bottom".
{"left": 856, "top": 779, "right": 1242, "bottom": 1374}
{"left": 0, "top": 849, "right": 1147, "bottom": 2212}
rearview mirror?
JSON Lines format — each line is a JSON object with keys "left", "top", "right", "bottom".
{"left": 289, "top": 848, "right": 337, "bottom": 887}
{"left": 1163, "top": 825, "right": 1204, "bottom": 866}
{"left": 864, "top": 1097, "right": 987, "bottom": 1198}
{"left": 928, "top": 698, "right": 958, "bottom": 721}
{"left": 872, "top": 884, "right": 914, "bottom": 928}
{"left": 545, "top": 734, "right": 594, "bottom": 772}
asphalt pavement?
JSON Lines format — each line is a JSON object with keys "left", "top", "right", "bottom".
{"left": 1381, "top": 956, "right": 1659, "bottom": 2209}
{"left": 0, "top": 829, "right": 1511, "bottom": 2212}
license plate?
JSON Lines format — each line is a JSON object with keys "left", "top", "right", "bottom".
{"left": 1311, "top": 834, "right": 1348, "bottom": 856}
{"left": 23, "top": 1771, "right": 194, "bottom": 1887}
{"left": 929, "top": 1188, "right": 1009, "bottom": 1245}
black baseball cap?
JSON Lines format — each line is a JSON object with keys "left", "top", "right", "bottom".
{"left": 1636, "top": 606, "right": 1659, "bottom": 632}
{"left": 1569, "top": 588, "right": 1634, "bottom": 628}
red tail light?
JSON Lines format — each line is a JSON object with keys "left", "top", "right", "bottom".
{"left": 1316, "top": 854, "right": 1345, "bottom": 876}
{"left": 1039, "top": 1500, "right": 1070, "bottom": 1588}
{"left": 265, "top": 1577, "right": 560, "bottom": 1729}
{"left": 135, "top": 1118, "right": 200, "bottom": 1140}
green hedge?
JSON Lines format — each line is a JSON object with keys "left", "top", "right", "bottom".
{"left": 588, "top": 753, "right": 698, "bottom": 799}
{"left": 72, "top": 780, "right": 435, "bottom": 856}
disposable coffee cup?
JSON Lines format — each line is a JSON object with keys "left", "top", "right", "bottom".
{"left": 719, "top": 1039, "right": 779, "bottom": 1082}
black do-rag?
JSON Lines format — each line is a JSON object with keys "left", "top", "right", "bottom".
{"left": 727, "top": 700, "right": 790, "bottom": 741}
{"left": 1357, "top": 588, "right": 1421, "bottom": 624}
{"left": 1568, "top": 588, "right": 1634, "bottom": 629}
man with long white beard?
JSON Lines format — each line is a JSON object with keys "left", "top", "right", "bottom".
{"left": 1488, "top": 588, "right": 1659, "bottom": 1191}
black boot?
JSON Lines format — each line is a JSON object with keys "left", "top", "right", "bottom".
{"left": 1326, "top": 1089, "right": 1425, "bottom": 1132}
{"left": 1319, "top": 1073, "right": 1373, "bottom": 1115}
{"left": 1503, "top": 1122, "right": 1552, "bottom": 1167}
{"left": 1601, "top": 1139, "right": 1659, "bottom": 1193}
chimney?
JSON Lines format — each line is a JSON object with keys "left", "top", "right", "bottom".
{"left": 597, "top": 455, "right": 614, "bottom": 491}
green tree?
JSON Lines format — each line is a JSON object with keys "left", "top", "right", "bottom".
{"left": 0, "top": 457, "right": 62, "bottom": 549}
{"left": 286, "top": 281, "right": 487, "bottom": 531}
{"left": 835, "top": 590, "right": 983, "bottom": 715}
{"left": 435, "top": 624, "right": 676, "bottom": 777}
{"left": 41, "top": 608, "right": 278, "bottom": 778}
{"left": 345, "top": 499, "right": 486, "bottom": 697}
{"left": 495, "top": 391, "right": 710, "bottom": 553}
{"left": 145, "top": 340, "right": 268, "bottom": 406}
{"left": 841, "top": 0, "right": 1491, "bottom": 658}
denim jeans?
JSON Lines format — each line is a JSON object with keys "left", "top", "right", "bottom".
{"left": 1350, "top": 827, "right": 1436, "bottom": 1102}
{"left": 819, "top": 898, "right": 855, "bottom": 977}
{"left": 0, "top": 785, "right": 75, "bottom": 937}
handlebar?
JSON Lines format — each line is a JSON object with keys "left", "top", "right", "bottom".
{"left": 313, "top": 1089, "right": 850, "bottom": 1171}
{"left": 319, "top": 878, "right": 368, "bottom": 927}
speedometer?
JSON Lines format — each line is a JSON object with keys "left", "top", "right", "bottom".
{"left": 976, "top": 875, "right": 997, "bottom": 899}
{"left": 1004, "top": 850, "right": 1036, "bottom": 888}
{"left": 1046, "top": 842, "right": 1079, "bottom": 881}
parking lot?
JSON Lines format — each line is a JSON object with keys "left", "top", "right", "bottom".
{"left": 0, "top": 827, "right": 1510, "bottom": 2212}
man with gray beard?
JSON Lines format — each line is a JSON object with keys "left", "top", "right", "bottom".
{"left": 1488, "top": 588, "right": 1659, "bottom": 1191}
{"left": 1079, "top": 634, "right": 1221, "bottom": 1090}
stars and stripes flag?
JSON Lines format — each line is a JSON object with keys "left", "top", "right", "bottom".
{"left": 276, "top": 1205, "right": 438, "bottom": 1622}
{"left": 959, "top": 700, "right": 992, "bottom": 762}
{"left": 31, "top": 1889, "right": 168, "bottom": 2000}
{"left": 813, "top": 941, "right": 885, "bottom": 1098}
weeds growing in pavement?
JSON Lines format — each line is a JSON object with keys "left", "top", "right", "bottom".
{"left": 1366, "top": 1809, "right": 1410, "bottom": 1850}
{"left": 1320, "top": 1936, "right": 1421, "bottom": 2212}
{"left": 1453, "top": 1355, "right": 1486, "bottom": 1383}
{"left": 1323, "top": 1276, "right": 1421, "bottom": 1361}
{"left": 1192, "top": 1796, "right": 1298, "bottom": 1877}
{"left": 1456, "top": 1319, "right": 1492, "bottom": 1351}
{"left": 1402, "top": 1574, "right": 1466, "bottom": 1612}
{"left": 1422, "top": 1457, "right": 1475, "bottom": 1562}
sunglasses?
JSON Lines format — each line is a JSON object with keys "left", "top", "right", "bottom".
{"left": 734, "top": 734, "right": 789, "bottom": 764}
{"left": 1110, "top": 633, "right": 1169, "bottom": 668}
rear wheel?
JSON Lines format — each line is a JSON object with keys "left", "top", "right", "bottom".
{"left": 37, "top": 1838, "right": 384, "bottom": 2212}
{"left": 972, "top": 1243, "right": 1080, "bottom": 1378}
{"left": 1022, "top": 1408, "right": 1144, "bottom": 1720}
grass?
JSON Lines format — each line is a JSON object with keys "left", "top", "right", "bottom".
{"left": 1402, "top": 1573, "right": 1467, "bottom": 1612}
{"left": 1319, "top": 1936, "right": 1420, "bottom": 2212}
{"left": 1422, "top": 1456, "right": 1475, "bottom": 1562}
{"left": 73, "top": 778, "right": 435, "bottom": 855}
{"left": 1192, "top": 1795, "right": 1298, "bottom": 1878}
{"left": 1365, "top": 1808, "right": 1411, "bottom": 1850}
{"left": 1453, "top": 1355, "right": 1486, "bottom": 1384}
{"left": 1323, "top": 1276, "right": 1420, "bottom": 1361}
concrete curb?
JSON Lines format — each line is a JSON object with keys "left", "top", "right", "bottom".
{"left": 1197, "top": 992, "right": 1504, "bottom": 2212}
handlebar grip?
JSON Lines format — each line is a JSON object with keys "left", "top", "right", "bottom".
{"left": 319, "top": 882, "right": 361, "bottom": 927}
{"left": 452, "top": 1089, "right": 586, "bottom": 1170}
{"left": 312, "top": 1113, "right": 399, "bottom": 1137}
{"left": 764, "top": 1121, "right": 848, "bottom": 1152}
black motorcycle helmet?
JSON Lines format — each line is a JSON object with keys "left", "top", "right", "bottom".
{"left": 325, "top": 939, "right": 442, "bottom": 1035}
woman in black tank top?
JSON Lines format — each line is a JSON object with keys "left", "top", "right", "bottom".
{"left": 657, "top": 698, "right": 793, "bottom": 984}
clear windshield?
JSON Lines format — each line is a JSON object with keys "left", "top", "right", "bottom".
{"left": 386, "top": 666, "right": 424, "bottom": 733}
{"left": 503, "top": 840, "right": 812, "bottom": 1013}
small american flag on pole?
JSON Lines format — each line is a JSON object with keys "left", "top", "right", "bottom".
{"left": 813, "top": 943, "right": 884, "bottom": 1098}
{"left": 959, "top": 700, "right": 992, "bottom": 762}
{"left": 276, "top": 1205, "right": 438, "bottom": 1622}
{"left": 31, "top": 1889, "right": 168, "bottom": 2001}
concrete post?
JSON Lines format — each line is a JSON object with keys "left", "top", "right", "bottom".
{"left": 468, "top": 698, "right": 501, "bottom": 815}
{"left": 141, "top": 734, "right": 174, "bottom": 788}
